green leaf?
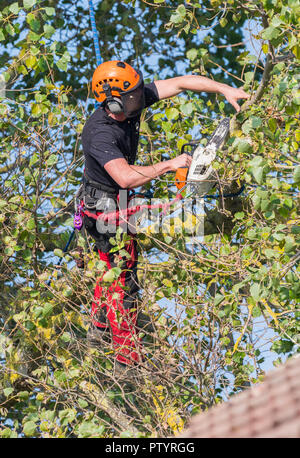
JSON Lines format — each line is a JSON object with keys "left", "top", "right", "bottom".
{"left": 4, "top": 387, "right": 14, "bottom": 397}
{"left": 176, "top": 4, "right": 186, "bottom": 18}
{"left": 180, "top": 101, "right": 194, "bottom": 116}
{"left": 252, "top": 167, "right": 264, "bottom": 184}
{"left": 250, "top": 283, "right": 260, "bottom": 301}
{"left": 9, "top": 2, "right": 20, "bottom": 14}
{"left": 169, "top": 13, "right": 183, "bottom": 24}
{"left": 0, "top": 429, "right": 14, "bottom": 438}
{"left": 26, "top": 13, "right": 41, "bottom": 32}
{"left": 26, "top": 218, "right": 35, "bottom": 230}
{"left": 78, "top": 398, "right": 88, "bottom": 409}
{"left": 234, "top": 211, "right": 245, "bottom": 220}
{"left": 28, "top": 31, "right": 41, "bottom": 42}
{"left": 186, "top": 48, "right": 198, "bottom": 61}
{"left": 102, "top": 267, "right": 121, "bottom": 283}
{"left": 59, "top": 408, "right": 76, "bottom": 426}
{"left": 5, "top": 23, "right": 15, "bottom": 36}
{"left": 251, "top": 116, "right": 262, "bottom": 129}
{"left": 56, "top": 57, "right": 68, "bottom": 71}
{"left": 25, "top": 55, "right": 37, "bottom": 69}
{"left": 214, "top": 293, "right": 224, "bottom": 306}
{"left": 43, "top": 24, "right": 55, "bottom": 38}
{"left": 60, "top": 332, "right": 71, "bottom": 343}
{"left": 268, "top": 118, "right": 277, "bottom": 133}
{"left": 29, "top": 153, "right": 39, "bottom": 167}
{"left": 31, "top": 103, "right": 41, "bottom": 117}
{"left": 165, "top": 107, "right": 179, "bottom": 120}
{"left": 23, "top": 421, "right": 37, "bottom": 437}
{"left": 293, "top": 165, "right": 300, "bottom": 184}
{"left": 241, "top": 119, "right": 252, "bottom": 135}
{"left": 54, "top": 248, "right": 64, "bottom": 257}
{"left": 23, "top": 0, "right": 37, "bottom": 9}
{"left": 261, "top": 26, "right": 280, "bottom": 41}
{"left": 284, "top": 235, "right": 295, "bottom": 253}
{"left": 45, "top": 7, "right": 55, "bottom": 16}
{"left": 220, "top": 18, "right": 228, "bottom": 28}
{"left": 244, "top": 72, "right": 254, "bottom": 84}
{"left": 238, "top": 140, "right": 252, "bottom": 154}
{"left": 47, "top": 154, "right": 58, "bottom": 166}
{"left": 77, "top": 421, "right": 105, "bottom": 438}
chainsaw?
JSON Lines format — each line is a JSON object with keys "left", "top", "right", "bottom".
{"left": 175, "top": 117, "right": 230, "bottom": 196}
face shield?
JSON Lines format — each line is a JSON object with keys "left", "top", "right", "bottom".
{"left": 120, "top": 70, "right": 145, "bottom": 118}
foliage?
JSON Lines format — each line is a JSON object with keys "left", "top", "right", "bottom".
{"left": 0, "top": 0, "right": 299, "bottom": 438}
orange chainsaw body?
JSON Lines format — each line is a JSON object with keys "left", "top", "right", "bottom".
{"left": 175, "top": 167, "right": 189, "bottom": 191}
{"left": 175, "top": 142, "right": 198, "bottom": 191}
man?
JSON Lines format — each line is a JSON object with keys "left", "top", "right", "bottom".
{"left": 81, "top": 60, "right": 249, "bottom": 372}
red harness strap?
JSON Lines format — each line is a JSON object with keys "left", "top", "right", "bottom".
{"left": 81, "top": 193, "right": 183, "bottom": 226}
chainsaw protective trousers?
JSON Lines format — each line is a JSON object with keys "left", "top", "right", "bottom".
{"left": 84, "top": 214, "right": 142, "bottom": 366}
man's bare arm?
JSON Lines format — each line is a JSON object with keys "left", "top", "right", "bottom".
{"left": 154, "top": 75, "right": 250, "bottom": 112}
{"left": 104, "top": 154, "right": 192, "bottom": 189}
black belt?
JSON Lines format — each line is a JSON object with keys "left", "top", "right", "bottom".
{"left": 83, "top": 173, "right": 119, "bottom": 198}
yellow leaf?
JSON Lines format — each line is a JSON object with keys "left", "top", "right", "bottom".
{"left": 42, "top": 328, "right": 53, "bottom": 339}
{"left": 260, "top": 299, "right": 279, "bottom": 326}
{"left": 25, "top": 55, "right": 37, "bottom": 68}
{"left": 233, "top": 303, "right": 253, "bottom": 353}
{"left": 10, "top": 372, "right": 19, "bottom": 383}
{"left": 167, "top": 409, "right": 184, "bottom": 433}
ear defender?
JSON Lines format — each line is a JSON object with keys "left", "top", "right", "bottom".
{"left": 102, "top": 82, "right": 124, "bottom": 114}
{"left": 107, "top": 97, "right": 124, "bottom": 114}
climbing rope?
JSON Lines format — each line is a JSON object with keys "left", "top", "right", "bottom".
{"left": 88, "top": 0, "right": 102, "bottom": 108}
{"left": 47, "top": 1, "right": 102, "bottom": 283}
{"left": 88, "top": 0, "right": 102, "bottom": 67}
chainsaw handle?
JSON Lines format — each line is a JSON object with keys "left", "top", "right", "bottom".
{"left": 175, "top": 142, "right": 198, "bottom": 190}
{"left": 181, "top": 141, "right": 198, "bottom": 156}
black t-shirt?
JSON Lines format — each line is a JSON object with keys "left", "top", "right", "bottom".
{"left": 81, "top": 82, "right": 159, "bottom": 190}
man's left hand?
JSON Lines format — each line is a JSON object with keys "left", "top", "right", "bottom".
{"left": 222, "top": 86, "right": 250, "bottom": 112}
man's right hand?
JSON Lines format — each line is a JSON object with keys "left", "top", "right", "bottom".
{"left": 169, "top": 153, "right": 192, "bottom": 172}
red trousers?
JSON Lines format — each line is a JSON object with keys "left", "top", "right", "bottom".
{"left": 88, "top": 228, "right": 141, "bottom": 365}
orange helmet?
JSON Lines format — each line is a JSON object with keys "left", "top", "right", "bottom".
{"left": 92, "top": 60, "right": 145, "bottom": 118}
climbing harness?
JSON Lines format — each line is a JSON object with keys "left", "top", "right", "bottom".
{"left": 77, "top": 187, "right": 183, "bottom": 228}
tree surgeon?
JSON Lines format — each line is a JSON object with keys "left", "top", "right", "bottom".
{"left": 80, "top": 60, "right": 249, "bottom": 373}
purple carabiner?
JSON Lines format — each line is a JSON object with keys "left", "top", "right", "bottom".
{"left": 74, "top": 204, "right": 83, "bottom": 230}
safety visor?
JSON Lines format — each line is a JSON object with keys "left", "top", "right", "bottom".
{"left": 120, "top": 70, "right": 145, "bottom": 118}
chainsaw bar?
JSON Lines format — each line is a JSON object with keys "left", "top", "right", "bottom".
{"left": 187, "top": 117, "right": 230, "bottom": 196}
